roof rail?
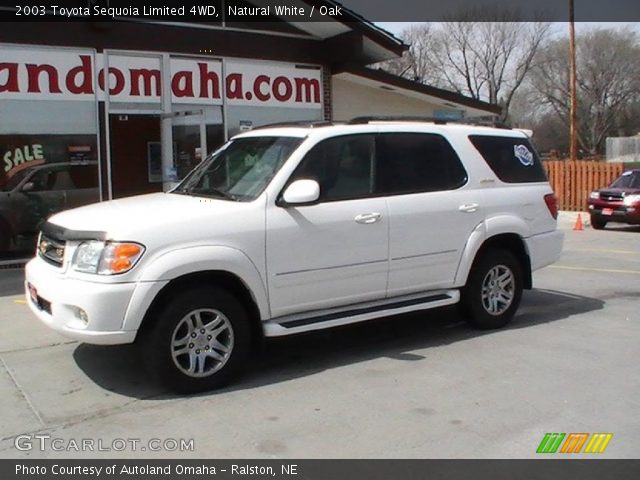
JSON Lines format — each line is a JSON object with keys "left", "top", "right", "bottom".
{"left": 348, "top": 115, "right": 510, "bottom": 129}
{"left": 250, "top": 120, "right": 336, "bottom": 130}
{"left": 349, "top": 116, "right": 448, "bottom": 125}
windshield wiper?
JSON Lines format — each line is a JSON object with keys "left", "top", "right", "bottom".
{"left": 203, "top": 188, "right": 238, "bottom": 201}
{"left": 174, "top": 186, "right": 238, "bottom": 201}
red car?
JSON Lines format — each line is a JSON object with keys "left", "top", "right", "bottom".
{"left": 587, "top": 169, "right": 640, "bottom": 229}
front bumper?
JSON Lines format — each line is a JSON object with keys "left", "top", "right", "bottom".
{"left": 588, "top": 203, "right": 640, "bottom": 224}
{"left": 24, "top": 258, "right": 138, "bottom": 345}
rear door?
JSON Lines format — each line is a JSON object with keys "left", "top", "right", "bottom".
{"left": 376, "top": 132, "right": 484, "bottom": 296}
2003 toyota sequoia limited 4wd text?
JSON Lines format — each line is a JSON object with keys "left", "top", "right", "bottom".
{"left": 25, "top": 119, "right": 564, "bottom": 392}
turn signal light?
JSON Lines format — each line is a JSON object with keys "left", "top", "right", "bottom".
{"left": 98, "top": 242, "right": 145, "bottom": 275}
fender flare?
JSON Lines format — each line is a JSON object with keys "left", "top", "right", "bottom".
{"left": 454, "top": 215, "right": 531, "bottom": 287}
{"left": 122, "top": 245, "right": 270, "bottom": 332}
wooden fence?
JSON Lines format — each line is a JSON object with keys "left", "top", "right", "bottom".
{"left": 543, "top": 161, "right": 625, "bottom": 211}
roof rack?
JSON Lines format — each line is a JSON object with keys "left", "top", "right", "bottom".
{"left": 250, "top": 120, "right": 337, "bottom": 130}
{"left": 347, "top": 116, "right": 510, "bottom": 129}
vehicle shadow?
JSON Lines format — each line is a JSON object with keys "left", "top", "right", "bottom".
{"left": 72, "top": 288, "right": 604, "bottom": 400}
{"left": 601, "top": 224, "right": 640, "bottom": 233}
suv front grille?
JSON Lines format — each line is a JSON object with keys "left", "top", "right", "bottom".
{"left": 38, "top": 233, "right": 66, "bottom": 268}
{"left": 600, "top": 190, "right": 624, "bottom": 202}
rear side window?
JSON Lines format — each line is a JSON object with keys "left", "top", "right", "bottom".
{"left": 469, "top": 135, "right": 547, "bottom": 183}
{"left": 376, "top": 133, "right": 467, "bottom": 195}
{"left": 69, "top": 164, "right": 99, "bottom": 189}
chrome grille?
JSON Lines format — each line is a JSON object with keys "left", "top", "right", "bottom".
{"left": 38, "top": 233, "right": 66, "bottom": 267}
{"left": 600, "top": 190, "right": 624, "bottom": 202}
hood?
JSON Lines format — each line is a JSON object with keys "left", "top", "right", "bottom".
{"left": 48, "top": 193, "right": 250, "bottom": 242}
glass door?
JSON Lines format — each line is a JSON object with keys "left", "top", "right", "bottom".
{"left": 161, "top": 110, "right": 207, "bottom": 189}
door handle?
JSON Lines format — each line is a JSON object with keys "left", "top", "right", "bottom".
{"left": 459, "top": 203, "right": 479, "bottom": 213}
{"left": 355, "top": 212, "right": 382, "bottom": 224}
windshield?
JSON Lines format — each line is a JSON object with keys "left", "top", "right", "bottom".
{"left": 172, "top": 136, "right": 303, "bottom": 201}
{"left": 1, "top": 168, "right": 32, "bottom": 191}
{"left": 610, "top": 171, "right": 640, "bottom": 189}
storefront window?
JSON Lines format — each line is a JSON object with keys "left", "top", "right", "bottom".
{"left": 171, "top": 105, "right": 224, "bottom": 181}
{"left": 226, "top": 105, "right": 322, "bottom": 138}
{"left": 0, "top": 47, "right": 100, "bottom": 255}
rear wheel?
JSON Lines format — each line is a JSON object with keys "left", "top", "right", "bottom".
{"left": 591, "top": 215, "right": 607, "bottom": 230}
{"left": 461, "top": 249, "right": 523, "bottom": 329}
{"left": 141, "top": 286, "right": 251, "bottom": 393}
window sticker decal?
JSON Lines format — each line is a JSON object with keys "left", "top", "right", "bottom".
{"left": 514, "top": 144, "right": 534, "bottom": 166}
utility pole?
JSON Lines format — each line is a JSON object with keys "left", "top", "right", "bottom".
{"left": 569, "top": 0, "right": 578, "bottom": 162}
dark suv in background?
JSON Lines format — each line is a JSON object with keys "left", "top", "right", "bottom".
{"left": 0, "top": 161, "right": 99, "bottom": 254}
{"left": 588, "top": 169, "right": 640, "bottom": 230}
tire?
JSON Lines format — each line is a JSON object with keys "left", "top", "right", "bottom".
{"left": 461, "top": 249, "right": 523, "bottom": 330}
{"left": 591, "top": 215, "right": 607, "bottom": 230}
{"left": 0, "top": 218, "right": 11, "bottom": 252}
{"left": 0, "top": 232, "right": 9, "bottom": 253}
{"left": 140, "top": 286, "right": 252, "bottom": 393}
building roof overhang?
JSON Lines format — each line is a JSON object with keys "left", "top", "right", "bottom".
{"left": 333, "top": 64, "right": 502, "bottom": 117}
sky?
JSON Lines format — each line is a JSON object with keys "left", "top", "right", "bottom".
{"left": 375, "top": 22, "right": 640, "bottom": 38}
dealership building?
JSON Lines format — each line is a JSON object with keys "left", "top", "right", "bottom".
{"left": 0, "top": 3, "right": 499, "bottom": 200}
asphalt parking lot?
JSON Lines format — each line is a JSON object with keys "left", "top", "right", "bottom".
{"left": 0, "top": 214, "right": 638, "bottom": 459}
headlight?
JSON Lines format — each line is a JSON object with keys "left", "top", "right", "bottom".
{"left": 624, "top": 194, "right": 640, "bottom": 206}
{"left": 72, "top": 241, "right": 145, "bottom": 275}
{"left": 589, "top": 191, "right": 600, "bottom": 200}
{"left": 72, "top": 241, "right": 104, "bottom": 273}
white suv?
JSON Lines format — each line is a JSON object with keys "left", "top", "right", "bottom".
{"left": 25, "top": 120, "right": 563, "bottom": 392}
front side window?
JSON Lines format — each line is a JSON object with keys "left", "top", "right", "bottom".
{"left": 173, "top": 136, "right": 303, "bottom": 201}
{"left": 29, "top": 168, "right": 70, "bottom": 192}
{"left": 1, "top": 168, "right": 31, "bottom": 192}
{"left": 291, "top": 134, "right": 375, "bottom": 202}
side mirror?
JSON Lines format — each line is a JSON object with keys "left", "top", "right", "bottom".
{"left": 21, "top": 182, "right": 35, "bottom": 192}
{"left": 281, "top": 179, "right": 320, "bottom": 206}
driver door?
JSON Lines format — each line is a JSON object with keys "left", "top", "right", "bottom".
{"left": 18, "top": 166, "right": 69, "bottom": 234}
{"left": 265, "top": 134, "right": 389, "bottom": 318}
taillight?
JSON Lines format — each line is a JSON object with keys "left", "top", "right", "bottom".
{"left": 544, "top": 193, "right": 558, "bottom": 219}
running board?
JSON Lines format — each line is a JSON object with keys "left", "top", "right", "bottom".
{"left": 262, "top": 290, "right": 460, "bottom": 337}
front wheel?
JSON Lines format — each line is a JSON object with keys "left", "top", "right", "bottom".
{"left": 461, "top": 249, "right": 523, "bottom": 330}
{"left": 590, "top": 215, "right": 607, "bottom": 230}
{"left": 140, "top": 287, "right": 251, "bottom": 393}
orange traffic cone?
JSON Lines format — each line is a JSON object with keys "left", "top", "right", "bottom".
{"left": 573, "top": 213, "right": 584, "bottom": 231}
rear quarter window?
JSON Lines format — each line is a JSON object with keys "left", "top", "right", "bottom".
{"left": 469, "top": 135, "right": 547, "bottom": 183}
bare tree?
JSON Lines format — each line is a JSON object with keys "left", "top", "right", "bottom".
{"left": 531, "top": 27, "right": 640, "bottom": 155}
{"left": 380, "top": 16, "right": 551, "bottom": 123}
{"left": 379, "top": 24, "right": 439, "bottom": 84}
